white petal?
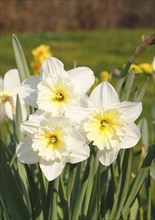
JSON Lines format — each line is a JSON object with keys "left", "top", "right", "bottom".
{"left": 20, "top": 76, "right": 40, "bottom": 108}
{"left": 5, "top": 102, "right": 13, "bottom": 120}
{"left": 98, "top": 148, "right": 120, "bottom": 166}
{"left": 40, "top": 159, "right": 65, "bottom": 181}
{"left": 21, "top": 110, "right": 44, "bottom": 135}
{"left": 66, "top": 144, "right": 90, "bottom": 163}
{"left": 16, "top": 136, "right": 39, "bottom": 164}
{"left": 120, "top": 122, "right": 141, "bottom": 149}
{"left": 115, "top": 101, "right": 142, "bottom": 122}
{"left": 66, "top": 128, "right": 90, "bottom": 163}
{"left": 4, "top": 69, "right": 20, "bottom": 95}
{"left": 65, "top": 106, "right": 91, "bottom": 124}
{"left": 17, "top": 94, "right": 27, "bottom": 121}
{"left": 67, "top": 67, "right": 95, "bottom": 93}
{"left": 20, "top": 102, "right": 27, "bottom": 122}
{"left": 40, "top": 57, "right": 67, "bottom": 80}
{"left": 89, "top": 82, "right": 120, "bottom": 108}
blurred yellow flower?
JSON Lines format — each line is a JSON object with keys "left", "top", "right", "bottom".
{"left": 127, "top": 64, "right": 143, "bottom": 74}
{"left": 100, "top": 71, "right": 111, "bottom": 82}
{"left": 30, "top": 60, "right": 41, "bottom": 76}
{"left": 139, "top": 63, "right": 153, "bottom": 74}
{"left": 31, "top": 45, "right": 53, "bottom": 75}
{"left": 32, "top": 45, "right": 52, "bottom": 63}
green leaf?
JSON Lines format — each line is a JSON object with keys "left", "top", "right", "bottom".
{"left": 122, "top": 143, "right": 155, "bottom": 217}
{"left": 133, "top": 87, "right": 139, "bottom": 101}
{"left": 17, "top": 161, "right": 31, "bottom": 216}
{"left": 110, "top": 148, "right": 133, "bottom": 220}
{"left": 83, "top": 155, "right": 99, "bottom": 217}
{"left": 70, "top": 163, "right": 82, "bottom": 217}
{"left": 59, "top": 174, "right": 67, "bottom": 219}
{"left": 25, "top": 165, "right": 42, "bottom": 219}
{"left": 51, "top": 177, "right": 59, "bottom": 220}
{"left": 151, "top": 98, "right": 155, "bottom": 142}
{"left": 121, "top": 72, "right": 135, "bottom": 101}
{"left": 0, "top": 140, "right": 30, "bottom": 219}
{"left": 115, "top": 77, "right": 125, "bottom": 95}
{"left": 110, "top": 163, "right": 118, "bottom": 191}
{"left": 72, "top": 154, "right": 94, "bottom": 220}
{"left": 138, "top": 118, "right": 149, "bottom": 148}
{"left": 120, "top": 61, "right": 132, "bottom": 78}
{"left": 14, "top": 95, "right": 24, "bottom": 142}
{"left": 135, "top": 78, "right": 149, "bottom": 102}
{"left": 12, "top": 34, "right": 30, "bottom": 81}
{"left": 100, "top": 168, "right": 110, "bottom": 218}
{"left": 129, "top": 199, "right": 139, "bottom": 220}
{"left": 139, "top": 207, "right": 144, "bottom": 220}
{"left": 87, "top": 164, "right": 100, "bottom": 220}
{"left": 147, "top": 176, "right": 151, "bottom": 220}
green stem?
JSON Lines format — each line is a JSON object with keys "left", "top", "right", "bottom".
{"left": 147, "top": 174, "right": 151, "bottom": 220}
{"left": 120, "top": 61, "right": 131, "bottom": 77}
{"left": 51, "top": 177, "right": 59, "bottom": 220}
{"left": 46, "top": 181, "right": 53, "bottom": 219}
{"left": 110, "top": 149, "right": 133, "bottom": 220}
{"left": 67, "top": 164, "right": 77, "bottom": 220}
{"left": 110, "top": 163, "right": 118, "bottom": 191}
{"left": 83, "top": 154, "right": 98, "bottom": 217}
{"left": 72, "top": 155, "right": 94, "bottom": 220}
{"left": 139, "top": 207, "right": 144, "bottom": 220}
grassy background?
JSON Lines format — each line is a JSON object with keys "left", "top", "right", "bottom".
{"left": 1, "top": 29, "right": 154, "bottom": 75}
{"left": 1, "top": 29, "right": 154, "bottom": 141}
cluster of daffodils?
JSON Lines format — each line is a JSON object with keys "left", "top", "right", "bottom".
{"left": 16, "top": 57, "right": 142, "bottom": 181}
{"left": 30, "top": 45, "right": 52, "bottom": 75}
{"left": 0, "top": 70, "right": 26, "bottom": 123}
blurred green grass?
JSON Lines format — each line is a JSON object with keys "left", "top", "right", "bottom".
{"left": 0, "top": 29, "right": 154, "bottom": 74}
{"left": 0, "top": 29, "right": 154, "bottom": 142}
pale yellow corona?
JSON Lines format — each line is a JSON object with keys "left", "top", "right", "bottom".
{"left": 37, "top": 76, "right": 79, "bottom": 115}
{"left": 0, "top": 92, "right": 10, "bottom": 104}
{"left": 84, "top": 109, "right": 126, "bottom": 151}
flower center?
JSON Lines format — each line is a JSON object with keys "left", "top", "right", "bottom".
{"left": 0, "top": 93, "right": 10, "bottom": 104}
{"left": 101, "top": 119, "right": 109, "bottom": 127}
{"left": 49, "top": 135, "right": 57, "bottom": 144}
{"left": 55, "top": 93, "right": 64, "bottom": 101}
{"left": 84, "top": 109, "right": 126, "bottom": 150}
{"left": 38, "top": 51, "right": 43, "bottom": 56}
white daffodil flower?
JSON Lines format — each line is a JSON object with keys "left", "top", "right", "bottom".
{"left": 81, "top": 82, "right": 142, "bottom": 166}
{"left": 16, "top": 111, "right": 90, "bottom": 181}
{"left": 0, "top": 69, "right": 27, "bottom": 122}
{"left": 21, "top": 57, "right": 95, "bottom": 115}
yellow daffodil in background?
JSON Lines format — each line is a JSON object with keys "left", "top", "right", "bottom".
{"left": 100, "top": 71, "right": 111, "bottom": 82}
{"left": 126, "top": 63, "right": 153, "bottom": 75}
{"left": 127, "top": 64, "right": 143, "bottom": 74}
{"left": 139, "top": 63, "right": 153, "bottom": 74}
{"left": 31, "top": 45, "right": 53, "bottom": 75}
{"left": 32, "top": 45, "right": 52, "bottom": 63}
{"left": 30, "top": 60, "right": 41, "bottom": 76}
